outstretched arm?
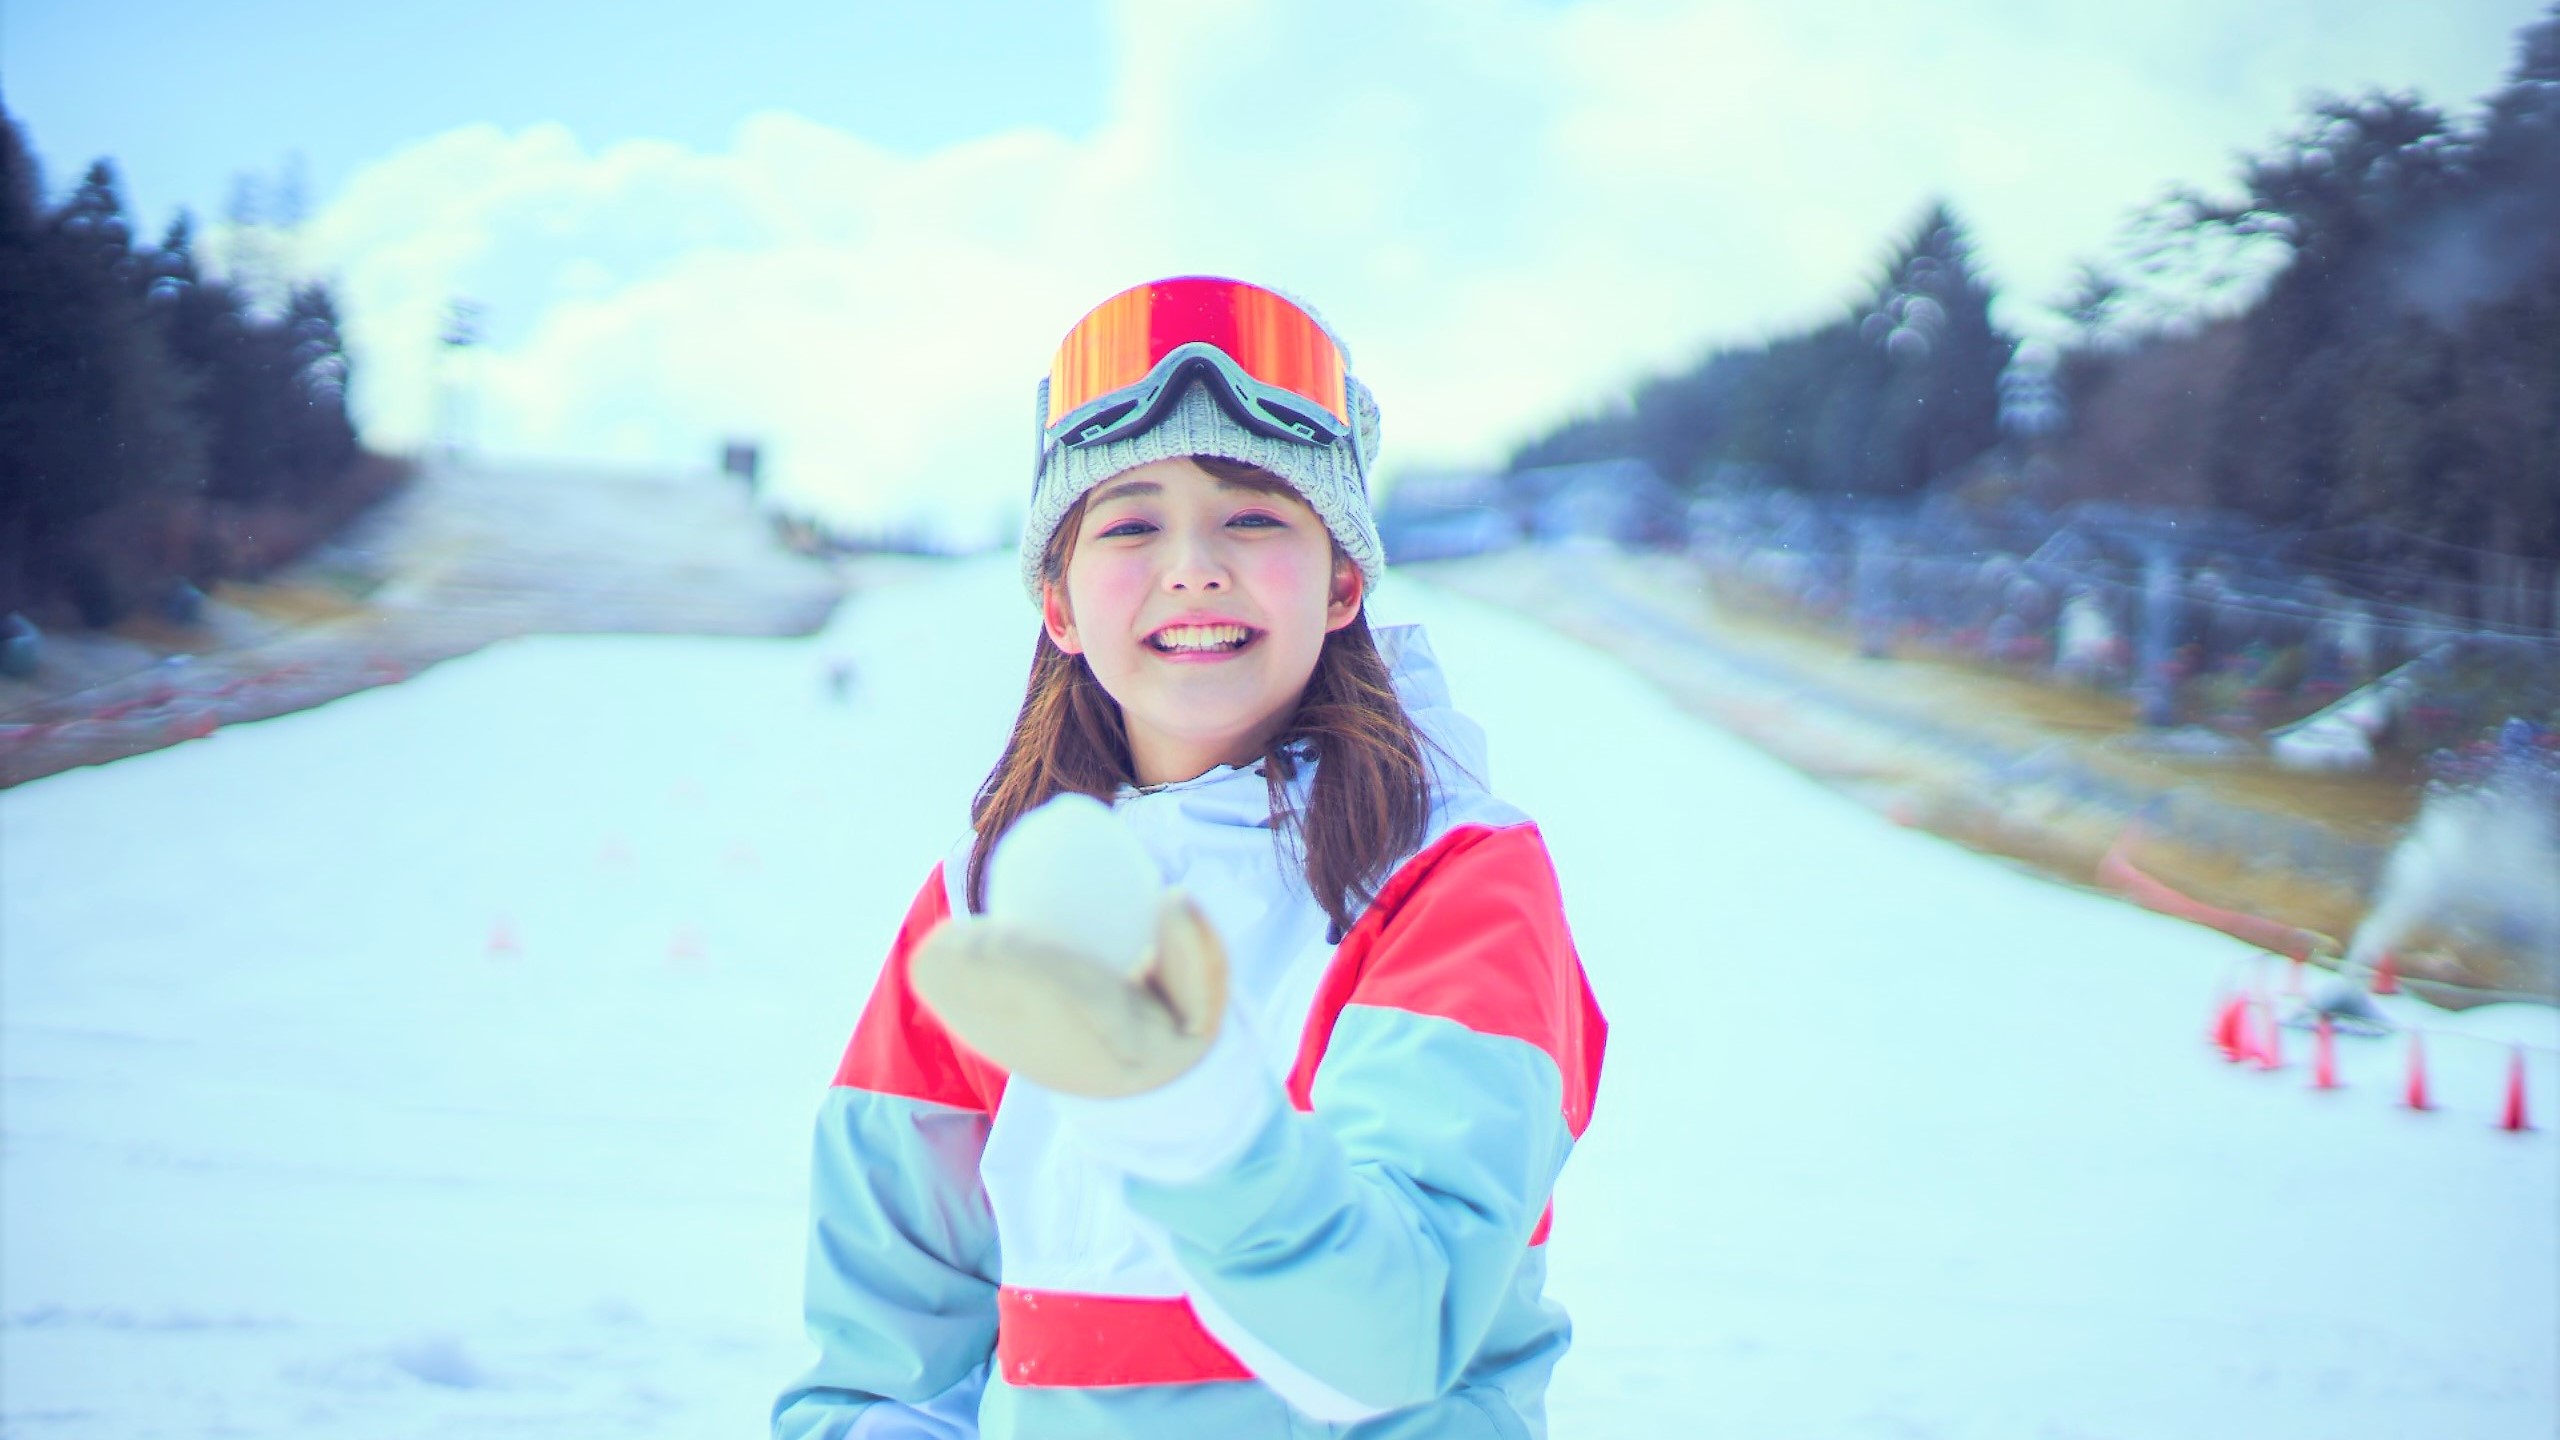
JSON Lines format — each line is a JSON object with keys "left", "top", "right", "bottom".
{"left": 1054, "top": 823, "right": 1605, "bottom": 1421}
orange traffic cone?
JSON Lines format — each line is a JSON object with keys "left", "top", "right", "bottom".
{"left": 2404, "top": 1032, "right": 2431, "bottom": 1112}
{"left": 2254, "top": 1002, "right": 2285, "bottom": 1071}
{"left": 2372, "top": 951, "right": 2400, "bottom": 996}
{"left": 2213, "top": 994, "right": 2250, "bottom": 1063}
{"left": 2310, "top": 1014, "right": 2339, "bottom": 1090}
{"left": 2241, "top": 995, "right": 2274, "bottom": 1066}
{"left": 2501, "top": 1048, "right": 2531, "bottom": 1133}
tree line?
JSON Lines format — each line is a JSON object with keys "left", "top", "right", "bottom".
{"left": 1, "top": 93, "right": 394, "bottom": 631}
{"left": 2063, "top": 6, "right": 2558, "bottom": 593}
{"left": 1505, "top": 6, "right": 2558, "bottom": 607}
{"left": 1512, "top": 198, "right": 2012, "bottom": 509}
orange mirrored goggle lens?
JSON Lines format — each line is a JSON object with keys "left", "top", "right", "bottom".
{"left": 1045, "top": 277, "right": 1348, "bottom": 430}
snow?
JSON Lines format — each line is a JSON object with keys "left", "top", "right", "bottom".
{"left": 5, "top": 553, "right": 2554, "bottom": 1438}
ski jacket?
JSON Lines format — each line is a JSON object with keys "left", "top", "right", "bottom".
{"left": 774, "top": 623, "right": 1606, "bottom": 1439}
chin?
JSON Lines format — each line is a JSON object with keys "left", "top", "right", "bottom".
{"left": 1139, "top": 707, "right": 1271, "bottom": 744}
{"left": 1129, "top": 687, "right": 1287, "bottom": 738}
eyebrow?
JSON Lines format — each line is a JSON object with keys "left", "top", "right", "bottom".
{"left": 1087, "top": 475, "right": 1296, "bottom": 508}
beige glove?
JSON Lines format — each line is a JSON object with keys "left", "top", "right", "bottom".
{"left": 908, "top": 888, "right": 1229, "bottom": 1098}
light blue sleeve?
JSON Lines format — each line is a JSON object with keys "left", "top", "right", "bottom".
{"left": 1117, "top": 1007, "right": 1573, "bottom": 1419}
{"left": 771, "top": 1089, "right": 1002, "bottom": 1439}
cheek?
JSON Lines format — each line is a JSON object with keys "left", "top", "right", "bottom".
{"left": 1068, "top": 556, "right": 1153, "bottom": 637}
{"left": 1238, "top": 540, "right": 1331, "bottom": 608}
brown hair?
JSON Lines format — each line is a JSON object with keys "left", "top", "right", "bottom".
{"left": 966, "top": 456, "right": 1435, "bottom": 944}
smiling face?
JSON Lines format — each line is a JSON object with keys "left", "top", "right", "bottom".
{"left": 1042, "top": 456, "right": 1365, "bottom": 787}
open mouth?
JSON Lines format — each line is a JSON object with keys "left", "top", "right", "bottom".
{"left": 1145, "top": 622, "right": 1262, "bottom": 656}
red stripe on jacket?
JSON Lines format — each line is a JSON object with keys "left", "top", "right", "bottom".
{"left": 831, "top": 862, "right": 1010, "bottom": 1113}
{"left": 996, "top": 1287, "right": 1252, "bottom": 1388}
{"left": 1286, "top": 822, "right": 1606, "bottom": 1244}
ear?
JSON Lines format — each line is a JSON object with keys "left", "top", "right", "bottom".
{"left": 1042, "top": 580, "right": 1083, "bottom": 655}
{"left": 1323, "top": 553, "right": 1365, "bottom": 634}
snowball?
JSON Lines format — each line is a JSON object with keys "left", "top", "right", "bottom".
{"left": 986, "top": 793, "right": 1164, "bottom": 977}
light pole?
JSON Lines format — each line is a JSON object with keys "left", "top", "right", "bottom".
{"left": 435, "top": 298, "right": 483, "bottom": 463}
{"left": 2136, "top": 545, "right": 2183, "bottom": 728}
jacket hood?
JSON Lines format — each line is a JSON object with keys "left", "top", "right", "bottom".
{"left": 1372, "top": 622, "right": 1491, "bottom": 803}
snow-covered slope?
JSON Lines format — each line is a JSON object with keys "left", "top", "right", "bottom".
{"left": 4, "top": 556, "right": 2552, "bottom": 1438}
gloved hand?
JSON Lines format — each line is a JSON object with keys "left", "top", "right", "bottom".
{"left": 909, "top": 888, "right": 1229, "bottom": 1098}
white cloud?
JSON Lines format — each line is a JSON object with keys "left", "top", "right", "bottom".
{"left": 292, "top": 0, "right": 2539, "bottom": 539}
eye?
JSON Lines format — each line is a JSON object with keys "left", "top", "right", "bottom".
{"left": 1231, "top": 512, "right": 1284, "bottom": 528}
{"left": 1097, "top": 519, "right": 1153, "bottom": 538}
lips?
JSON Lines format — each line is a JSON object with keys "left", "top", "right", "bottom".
{"left": 1144, "top": 619, "right": 1263, "bottom": 656}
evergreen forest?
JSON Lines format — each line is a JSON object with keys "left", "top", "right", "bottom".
{"left": 1503, "top": 7, "right": 2560, "bottom": 612}
{"left": 0, "top": 93, "right": 395, "bottom": 630}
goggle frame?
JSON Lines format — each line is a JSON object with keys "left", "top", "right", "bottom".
{"left": 1043, "top": 341, "right": 1354, "bottom": 458}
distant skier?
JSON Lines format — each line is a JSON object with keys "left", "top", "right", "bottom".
{"left": 774, "top": 277, "right": 1607, "bottom": 1439}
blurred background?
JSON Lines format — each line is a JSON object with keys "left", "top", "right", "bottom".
{"left": 12, "top": 0, "right": 2552, "bottom": 990}
{"left": 3, "top": 1, "right": 2550, "bottom": 538}
{"left": 3, "top": 2, "right": 2556, "bottom": 1437}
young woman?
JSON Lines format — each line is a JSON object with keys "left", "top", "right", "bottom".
{"left": 776, "top": 276, "right": 1605, "bottom": 1439}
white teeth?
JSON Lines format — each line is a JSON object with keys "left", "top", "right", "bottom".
{"left": 1152, "top": 624, "right": 1253, "bottom": 652}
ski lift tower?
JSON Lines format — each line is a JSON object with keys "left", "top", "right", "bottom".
{"left": 435, "top": 298, "right": 484, "bottom": 462}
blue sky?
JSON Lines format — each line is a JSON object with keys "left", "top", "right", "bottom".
{"left": 3, "top": 1, "right": 2547, "bottom": 541}
{"left": 4, "top": 0, "right": 1110, "bottom": 231}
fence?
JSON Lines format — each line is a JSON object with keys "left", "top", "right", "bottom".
{"left": 1679, "top": 488, "right": 2560, "bottom": 763}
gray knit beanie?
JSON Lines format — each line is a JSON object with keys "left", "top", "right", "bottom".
{"left": 1018, "top": 330, "right": 1386, "bottom": 605}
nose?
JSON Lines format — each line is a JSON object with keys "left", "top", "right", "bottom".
{"left": 1161, "top": 522, "right": 1231, "bottom": 593}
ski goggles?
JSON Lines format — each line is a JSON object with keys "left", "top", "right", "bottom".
{"left": 1040, "top": 277, "right": 1354, "bottom": 459}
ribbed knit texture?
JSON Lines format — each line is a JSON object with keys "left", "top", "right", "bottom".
{"left": 1018, "top": 377, "right": 1386, "bottom": 604}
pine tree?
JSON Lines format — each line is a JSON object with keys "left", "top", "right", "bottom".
{"left": 1715, "top": 202, "right": 2011, "bottom": 499}
{"left": 1851, "top": 201, "right": 2012, "bottom": 495}
{"left": 2202, "top": 93, "right": 2466, "bottom": 531}
{"left": 281, "top": 283, "right": 357, "bottom": 495}
{"left": 0, "top": 130, "right": 207, "bottom": 619}
{"left": 145, "top": 208, "right": 274, "bottom": 506}
{"left": 0, "top": 99, "right": 65, "bottom": 610}
{"left": 1505, "top": 204, "right": 2014, "bottom": 504}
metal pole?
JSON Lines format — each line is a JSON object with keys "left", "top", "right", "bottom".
{"left": 2137, "top": 544, "right": 2181, "bottom": 727}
